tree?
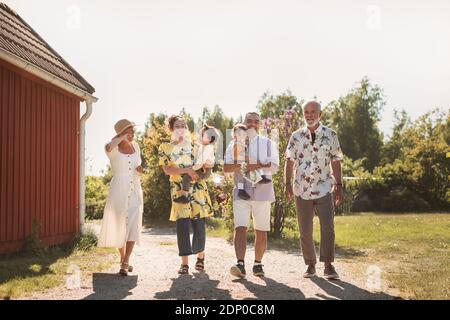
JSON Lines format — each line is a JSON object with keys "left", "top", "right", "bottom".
{"left": 328, "top": 77, "right": 385, "bottom": 171}
{"left": 380, "top": 109, "right": 412, "bottom": 165}
{"left": 179, "top": 107, "right": 195, "bottom": 132}
{"left": 200, "top": 105, "right": 234, "bottom": 157}
{"left": 257, "top": 90, "right": 303, "bottom": 119}
{"left": 371, "top": 108, "right": 450, "bottom": 210}
{"left": 256, "top": 91, "right": 304, "bottom": 237}
{"left": 140, "top": 114, "right": 172, "bottom": 222}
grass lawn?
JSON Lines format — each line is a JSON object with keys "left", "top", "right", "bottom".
{"left": 0, "top": 238, "right": 116, "bottom": 299}
{"left": 210, "top": 213, "right": 450, "bottom": 300}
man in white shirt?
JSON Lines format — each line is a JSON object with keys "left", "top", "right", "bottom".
{"left": 224, "top": 112, "right": 279, "bottom": 278}
{"left": 284, "top": 100, "right": 344, "bottom": 280}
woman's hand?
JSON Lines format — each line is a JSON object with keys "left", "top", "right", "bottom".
{"left": 186, "top": 168, "right": 198, "bottom": 181}
{"left": 135, "top": 165, "right": 144, "bottom": 174}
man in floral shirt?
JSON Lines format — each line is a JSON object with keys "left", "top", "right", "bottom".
{"left": 284, "top": 100, "right": 344, "bottom": 280}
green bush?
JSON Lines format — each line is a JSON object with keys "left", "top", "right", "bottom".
{"left": 68, "top": 229, "right": 98, "bottom": 252}
{"left": 85, "top": 175, "right": 108, "bottom": 220}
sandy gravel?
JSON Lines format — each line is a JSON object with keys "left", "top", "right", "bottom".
{"left": 21, "top": 227, "right": 400, "bottom": 300}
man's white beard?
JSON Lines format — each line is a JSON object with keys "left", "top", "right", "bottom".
{"left": 306, "top": 119, "right": 320, "bottom": 127}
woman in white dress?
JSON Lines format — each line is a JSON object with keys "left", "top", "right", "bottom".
{"left": 98, "top": 119, "right": 144, "bottom": 276}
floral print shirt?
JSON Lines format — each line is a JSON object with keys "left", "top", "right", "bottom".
{"left": 285, "top": 124, "right": 343, "bottom": 200}
{"left": 158, "top": 142, "right": 213, "bottom": 221}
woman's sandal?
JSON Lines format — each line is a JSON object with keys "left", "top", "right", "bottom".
{"left": 120, "top": 260, "right": 133, "bottom": 272}
{"left": 178, "top": 264, "right": 189, "bottom": 274}
{"left": 195, "top": 257, "right": 205, "bottom": 271}
{"left": 119, "top": 262, "right": 129, "bottom": 276}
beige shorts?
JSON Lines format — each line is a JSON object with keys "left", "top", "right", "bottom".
{"left": 233, "top": 200, "right": 271, "bottom": 231}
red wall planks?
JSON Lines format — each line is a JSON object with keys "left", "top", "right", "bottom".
{"left": 0, "top": 59, "right": 81, "bottom": 253}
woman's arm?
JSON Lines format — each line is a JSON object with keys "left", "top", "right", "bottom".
{"left": 161, "top": 166, "right": 198, "bottom": 180}
{"left": 105, "top": 135, "right": 126, "bottom": 153}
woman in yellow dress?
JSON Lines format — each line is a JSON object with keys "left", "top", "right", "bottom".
{"left": 158, "top": 115, "right": 213, "bottom": 274}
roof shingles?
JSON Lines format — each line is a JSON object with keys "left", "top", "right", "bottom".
{"left": 0, "top": 3, "right": 95, "bottom": 94}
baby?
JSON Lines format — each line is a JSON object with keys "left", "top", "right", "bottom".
{"left": 232, "top": 124, "right": 272, "bottom": 201}
{"left": 173, "top": 124, "right": 219, "bottom": 204}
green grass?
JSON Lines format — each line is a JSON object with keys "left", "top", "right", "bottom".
{"left": 211, "top": 213, "right": 450, "bottom": 300}
{"left": 0, "top": 236, "right": 116, "bottom": 300}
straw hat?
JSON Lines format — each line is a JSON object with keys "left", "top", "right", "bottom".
{"left": 114, "top": 119, "right": 136, "bottom": 138}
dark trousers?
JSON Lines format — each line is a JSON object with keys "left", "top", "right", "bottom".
{"left": 181, "top": 168, "right": 212, "bottom": 191}
{"left": 176, "top": 218, "right": 206, "bottom": 256}
{"left": 295, "top": 193, "right": 335, "bottom": 265}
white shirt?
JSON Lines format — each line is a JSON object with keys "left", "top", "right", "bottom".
{"left": 285, "top": 124, "right": 343, "bottom": 200}
{"left": 225, "top": 135, "right": 279, "bottom": 202}
{"left": 193, "top": 143, "right": 215, "bottom": 171}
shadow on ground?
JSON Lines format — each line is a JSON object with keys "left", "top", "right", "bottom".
{"left": 232, "top": 276, "right": 310, "bottom": 300}
{"left": 309, "top": 276, "right": 399, "bottom": 300}
{"left": 154, "top": 271, "right": 232, "bottom": 299}
{"left": 83, "top": 273, "right": 138, "bottom": 300}
{"left": 142, "top": 228, "right": 176, "bottom": 236}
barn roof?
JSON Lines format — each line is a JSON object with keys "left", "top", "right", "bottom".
{"left": 0, "top": 3, "right": 95, "bottom": 94}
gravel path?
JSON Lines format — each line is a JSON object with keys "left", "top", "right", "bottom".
{"left": 22, "top": 227, "right": 399, "bottom": 300}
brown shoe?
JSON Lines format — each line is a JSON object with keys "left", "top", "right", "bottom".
{"left": 324, "top": 264, "right": 340, "bottom": 280}
{"left": 303, "top": 264, "right": 316, "bottom": 278}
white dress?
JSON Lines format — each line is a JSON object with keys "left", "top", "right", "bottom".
{"left": 98, "top": 141, "right": 143, "bottom": 248}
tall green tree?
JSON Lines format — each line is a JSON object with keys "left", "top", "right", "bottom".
{"left": 140, "top": 114, "right": 172, "bottom": 222}
{"left": 380, "top": 109, "right": 412, "bottom": 165}
{"left": 200, "top": 105, "right": 234, "bottom": 157}
{"left": 179, "top": 107, "right": 195, "bottom": 132}
{"left": 329, "top": 77, "right": 385, "bottom": 171}
{"left": 257, "top": 90, "right": 302, "bottom": 119}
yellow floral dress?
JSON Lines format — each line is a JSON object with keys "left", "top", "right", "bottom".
{"left": 158, "top": 141, "right": 213, "bottom": 222}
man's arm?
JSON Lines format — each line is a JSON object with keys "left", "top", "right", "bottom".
{"left": 223, "top": 163, "right": 241, "bottom": 173}
{"left": 331, "top": 160, "right": 343, "bottom": 206}
{"left": 331, "top": 160, "right": 342, "bottom": 184}
{"left": 284, "top": 158, "right": 295, "bottom": 201}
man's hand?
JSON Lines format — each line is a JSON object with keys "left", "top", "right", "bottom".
{"left": 334, "top": 185, "right": 343, "bottom": 206}
{"left": 245, "top": 163, "right": 260, "bottom": 172}
{"left": 285, "top": 183, "right": 294, "bottom": 201}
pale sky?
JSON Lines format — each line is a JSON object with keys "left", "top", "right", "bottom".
{"left": 4, "top": 0, "right": 450, "bottom": 175}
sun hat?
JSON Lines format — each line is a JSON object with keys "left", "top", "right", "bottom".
{"left": 114, "top": 119, "right": 136, "bottom": 138}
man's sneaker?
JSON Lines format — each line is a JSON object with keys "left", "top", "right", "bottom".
{"left": 230, "top": 263, "right": 246, "bottom": 279}
{"left": 303, "top": 265, "right": 316, "bottom": 278}
{"left": 324, "top": 264, "right": 340, "bottom": 280}
{"left": 258, "top": 176, "right": 272, "bottom": 184}
{"left": 252, "top": 264, "right": 265, "bottom": 277}
{"left": 238, "top": 189, "right": 251, "bottom": 200}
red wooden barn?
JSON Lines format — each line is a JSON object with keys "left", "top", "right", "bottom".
{"left": 0, "top": 3, "right": 97, "bottom": 253}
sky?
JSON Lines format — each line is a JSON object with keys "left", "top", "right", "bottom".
{"left": 4, "top": 0, "right": 450, "bottom": 175}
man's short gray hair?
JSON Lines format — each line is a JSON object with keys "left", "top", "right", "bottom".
{"left": 302, "top": 100, "right": 322, "bottom": 112}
